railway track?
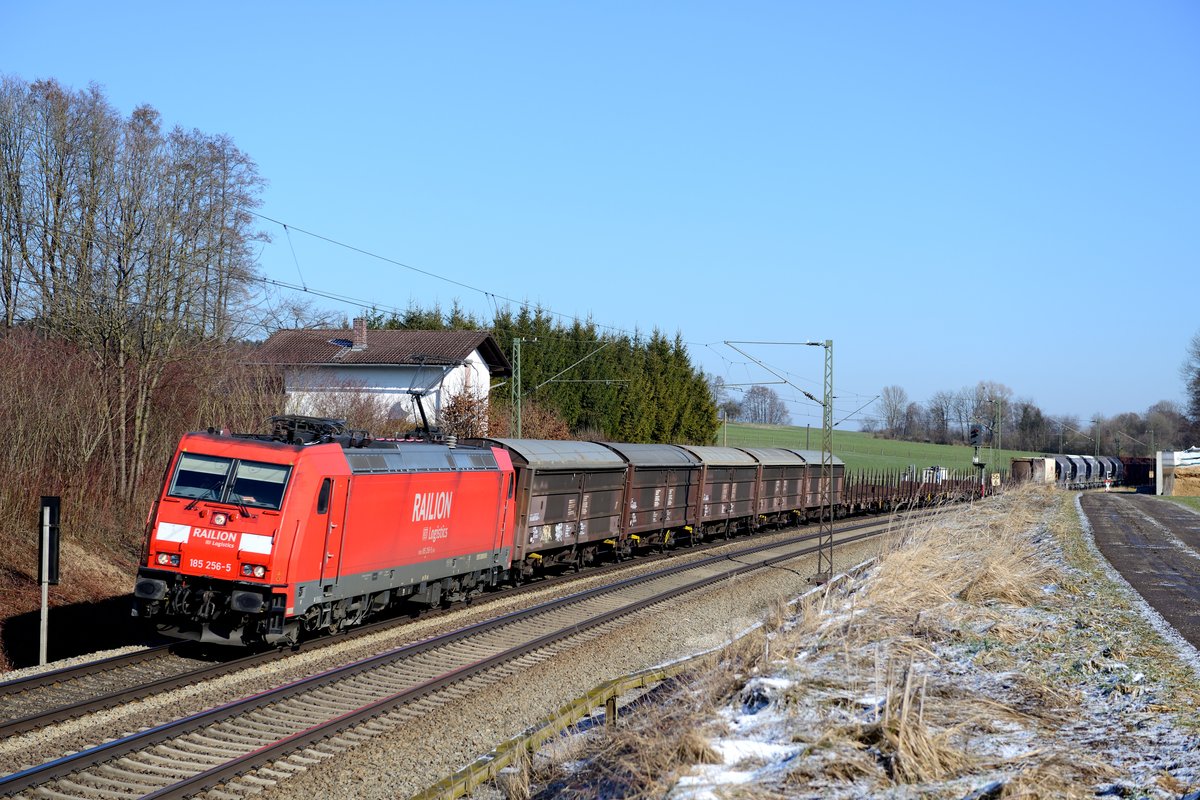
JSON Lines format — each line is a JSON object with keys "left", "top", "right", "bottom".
{"left": 0, "top": 512, "right": 905, "bottom": 800}
{"left": 0, "top": 534, "right": 697, "bottom": 738}
{"left": 1, "top": 505, "right": 937, "bottom": 743}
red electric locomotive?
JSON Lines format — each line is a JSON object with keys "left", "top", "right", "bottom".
{"left": 133, "top": 416, "right": 516, "bottom": 646}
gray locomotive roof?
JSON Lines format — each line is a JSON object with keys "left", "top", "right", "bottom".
{"left": 599, "top": 442, "right": 699, "bottom": 468}
{"left": 474, "top": 438, "right": 627, "bottom": 469}
{"left": 676, "top": 445, "right": 758, "bottom": 466}
{"left": 786, "top": 449, "right": 846, "bottom": 466}
{"left": 739, "top": 447, "right": 807, "bottom": 466}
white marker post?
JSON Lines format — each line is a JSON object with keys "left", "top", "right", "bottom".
{"left": 38, "top": 496, "right": 60, "bottom": 666}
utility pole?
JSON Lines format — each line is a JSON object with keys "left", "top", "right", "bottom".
{"left": 511, "top": 337, "right": 523, "bottom": 438}
{"left": 815, "top": 340, "right": 834, "bottom": 583}
{"left": 996, "top": 397, "right": 1002, "bottom": 481}
{"left": 723, "top": 338, "right": 834, "bottom": 582}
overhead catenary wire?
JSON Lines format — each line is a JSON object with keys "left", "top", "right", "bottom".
{"left": 0, "top": 109, "right": 875, "bottom": 402}
{"left": 2, "top": 171, "right": 882, "bottom": 428}
{"left": 282, "top": 224, "right": 307, "bottom": 290}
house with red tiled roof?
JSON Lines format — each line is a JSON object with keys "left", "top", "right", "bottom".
{"left": 254, "top": 318, "right": 512, "bottom": 427}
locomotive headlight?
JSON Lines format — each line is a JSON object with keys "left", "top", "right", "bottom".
{"left": 212, "top": 512, "right": 229, "bottom": 526}
{"left": 156, "top": 553, "right": 181, "bottom": 567}
{"left": 241, "top": 564, "right": 267, "bottom": 578}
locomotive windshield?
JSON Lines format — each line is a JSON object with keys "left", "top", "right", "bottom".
{"left": 168, "top": 453, "right": 292, "bottom": 510}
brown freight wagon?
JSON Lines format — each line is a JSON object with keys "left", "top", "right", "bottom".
{"left": 471, "top": 438, "right": 627, "bottom": 574}
{"left": 787, "top": 449, "right": 845, "bottom": 518}
{"left": 677, "top": 445, "right": 761, "bottom": 538}
{"left": 598, "top": 442, "right": 702, "bottom": 550}
{"left": 738, "top": 447, "right": 809, "bottom": 529}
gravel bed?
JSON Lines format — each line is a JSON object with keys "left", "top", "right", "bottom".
{"left": 245, "top": 536, "right": 886, "bottom": 800}
{"left": 0, "top": 645, "right": 152, "bottom": 684}
{"left": 0, "top": 521, "right": 888, "bottom": 789}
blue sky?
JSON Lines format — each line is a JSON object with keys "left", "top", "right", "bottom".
{"left": 4, "top": 1, "right": 1198, "bottom": 427}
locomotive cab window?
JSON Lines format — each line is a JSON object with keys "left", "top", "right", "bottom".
{"left": 167, "top": 454, "right": 291, "bottom": 511}
{"left": 227, "top": 461, "right": 291, "bottom": 510}
{"left": 169, "top": 454, "right": 232, "bottom": 500}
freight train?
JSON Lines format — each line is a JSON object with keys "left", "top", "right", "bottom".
{"left": 1010, "top": 455, "right": 1123, "bottom": 488}
{"left": 132, "top": 416, "right": 978, "bottom": 647}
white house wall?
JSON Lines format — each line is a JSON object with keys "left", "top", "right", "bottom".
{"left": 283, "top": 351, "right": 491, "bottom": 424}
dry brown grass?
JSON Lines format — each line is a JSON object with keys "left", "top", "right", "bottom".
{"left": 0, "top": 337, "right": 292, "bottom": 670}
{"left": 523, "top": 485, "right": 1200, "bottom": 797}
{"left": 998, "top": 751, "right": 1120, "bottom": 799}
{"left": 496, "top": 746, "right": 532, "bottom": 800}
{"left": 521, "top": 661, "right": 735, "bottom": 799}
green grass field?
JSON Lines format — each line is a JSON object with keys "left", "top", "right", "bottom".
{"left": 1165, "top": 496, "right": 1200, "bottom": 513}
{"left": 715, "top": 422, "right": 1042, "bottom": 475}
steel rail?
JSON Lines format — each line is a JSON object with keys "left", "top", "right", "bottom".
{"left": 0, "top": 506, "right": 929, "bottom": 740}
{"left": 147, "top": 525, "right": 888, "bottom": 800}
{"left": 0, "top": 518, "right": 893, "bottom": 799}
{"left": 0, "top": 646, "right": 291, "bottom": 737}
{"left": 0, "top": 643, "right": 173, "bottom": 699}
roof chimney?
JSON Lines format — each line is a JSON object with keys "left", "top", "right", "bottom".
{"left": 352, "top": 317, "right": 367, "bottom": 350}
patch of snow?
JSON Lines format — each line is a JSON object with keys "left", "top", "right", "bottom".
{"left": 712, "top": 738, "right": 799, "bottom": 763}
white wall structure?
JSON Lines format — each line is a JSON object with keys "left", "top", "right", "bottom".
{"left": 254, "top": 322, "right": 511, "bottom": 431}
{"left": 1156, "top": 447, "right": 1200, "bottom": 496}
{"left": 283, "top": 353, "right": 491, "bottom": 423}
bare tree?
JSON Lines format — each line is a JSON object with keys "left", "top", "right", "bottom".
{"left": 440, "top": 386, "right": 490, "bottom": 439}
{"left": 879, "top": 385, "right": 908, "bottom": 437}
{"left": 487, "top": 397, "right": 572, "bottom": 440}
{"left": 706, "top": 373, "right": 742, "bottom": 422}
{"left": 0, "top": 76, "right": 35, "bottom": 327}
{"left": 1183, "top": 329, "right": 1200, "bottom": 428}
{"left": 1146, "top": 400, "right": 1189, "bottom": 451}
{"left": 903, "top": 401, "right": 926, "bottom": 440}
{"left": 1010, "top": 397, "right": 1048, "bottom": 451}
{"left": 927, "top": 390, "right": 954, "bottom": 444}
{"left": 741, "top": 385, "right": 789, "bottom": 425}
{"left": 972, "top": 381, "right": 1013, "bottom": 440}
{"left": 950, "top": 388, "right": 974, "bottom": 443}
{"left": 0, "top": 77, "right": 268, "bottom": 500}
